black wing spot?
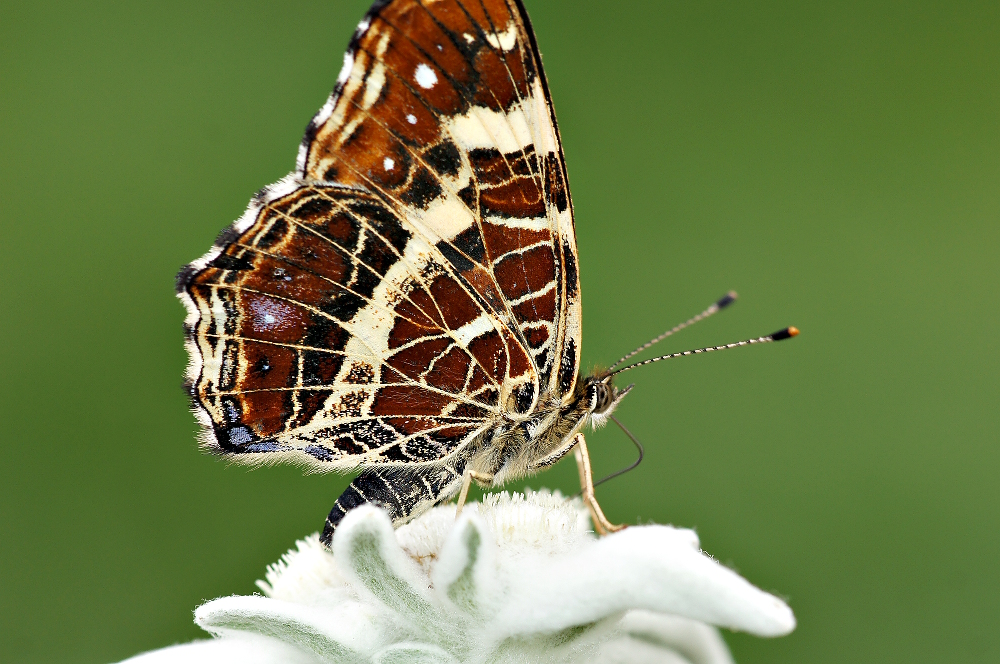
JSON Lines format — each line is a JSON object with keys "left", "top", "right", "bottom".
{"left": 250, "top": 354, "right": 272, "bottom": 378}
{"left": 256, "top": 217, "right": 289, "bottom": 249}
{"left": 453, "top": 225, "right": 486, "bottom": 263}
{"left": 562, "top": 240, "right": 578, "bottom": 298}
{"left": 457, "top": 183, "right": 476, "bottom": 208}
{"left": 400, "top": 167, "right": 443, "bottom": 209}
{"left": 423, "top": 141, "right": 462, "bottom": 177}
{"left": 437, "top": 225, "right": 485, "bottom": 272}
{"left": 544, "top": 152, "right": 568, "bottom": 212}
{"left": 209, "top": 253, "right": 254, "bottom": 271}
{"left": 323, "top": 291, "right": 366, "bottom": 322}
{"left": 349, "top": 200, "right": 411, "bottom": 252}
{"left": 558, "top": 337, "right": 577, "bottom": 396}
{"left": 512, "top": 382, "right": 536, "bottom": 414}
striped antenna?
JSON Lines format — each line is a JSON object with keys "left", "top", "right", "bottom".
{"left": 608, "top": 291, "right": 738, "bottom": 371}
{"left": 609, "top": 327, "right": 800, "bottom": 377}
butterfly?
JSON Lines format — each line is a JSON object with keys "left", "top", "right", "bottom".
{"left": 177, "top": 0, "right": 797, "bottom": 546}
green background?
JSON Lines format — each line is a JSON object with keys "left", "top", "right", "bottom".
{"left": 2, "top": 0, "right": 997, "bottom": 662}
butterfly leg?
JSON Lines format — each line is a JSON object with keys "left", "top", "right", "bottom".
{"left": 573, "top": 433, "right": 626, "bottom": 535}
{"left": 528, "top": 437, "right": 580, "bottom": 471}
{"left": 320, "top": 465, "right": 463, "bottom": 547}
{"left": 455, "top": 469, "right": 494, "bottom": 518}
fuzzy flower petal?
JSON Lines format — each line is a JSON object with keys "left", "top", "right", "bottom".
{"left": 116, "top": 491, "right": 794, "bottom": 664}
{"left": 495, "top": 524, "right": 795, "bottom": 637}
{"left": 118, "top": 633, "right": 321, "bottom": 664}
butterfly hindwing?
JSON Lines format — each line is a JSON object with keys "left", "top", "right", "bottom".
{"left": 182, "top": 184, "right": 498, "bottom": 466}
{"left": 178, "top": 0, "right": 581, "bottom": 471}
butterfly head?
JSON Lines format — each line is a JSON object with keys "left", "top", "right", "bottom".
{"left": 583, "top": 374, "right": 634, "bottom": 429}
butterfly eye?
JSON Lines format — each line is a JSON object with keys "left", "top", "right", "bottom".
{"left": 587, "top": 382, "right": 611, "bottom": 413}
{"left": 600, "top": 384, "right": 613, "bottom": 412}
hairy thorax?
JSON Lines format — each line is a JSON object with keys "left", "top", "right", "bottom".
{"left": 466, "top": 381, "right": 595, "bottom": 487}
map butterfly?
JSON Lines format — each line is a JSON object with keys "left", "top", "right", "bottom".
{"left": 177, "top": 0, "right": 798, "bottom": 544}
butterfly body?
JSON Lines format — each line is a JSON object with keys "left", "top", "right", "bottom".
{"left": 317, "top": 370, "right": 631, "bottom": 543}
{"left": 464, "top": 373, "right": 632, "bottom": 487}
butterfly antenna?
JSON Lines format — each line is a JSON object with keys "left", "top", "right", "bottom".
{"left": 609, "top": 326, "right": 800, "bottom": 377}
{"left": 608, "top": 291, "right": 738, "bottom": 371}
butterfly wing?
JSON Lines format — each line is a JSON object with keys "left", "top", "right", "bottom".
{"left": 177, "top": 0, "right": 581, "bottom": 471}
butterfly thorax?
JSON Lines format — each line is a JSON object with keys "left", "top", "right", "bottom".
{"left": 464, "top": 373, "right": 633, "bottom": 487}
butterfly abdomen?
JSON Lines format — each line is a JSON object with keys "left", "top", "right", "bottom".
{"left": 320, "top": 460, "right": 467, "bottom": 546}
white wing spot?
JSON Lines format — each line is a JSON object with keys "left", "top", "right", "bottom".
{"left": 415, "top": 63, "right": 438, "bottom": 89}
{"left": 486, "top": 23, "right": 518, "bottom": 52}
{"left": 384, "top": 157, "right": 395, "bottom": 171}
{"left": 406, "top": 113, "right": 417, "bottom": 124}
{"left": 463, "top": 32, "right": 475, "bottom": 44}
{"left": 446, "top": 79, "right": 556, "bottom": 155}
{"left": 249, "top": 297, "right": 292, "bottom": 331}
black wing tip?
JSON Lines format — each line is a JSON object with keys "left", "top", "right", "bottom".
{"left": 770, "top": 326, "right": 800, "bottom": 341}
{"left": 215, "top": 225, "right": 241, "bottom": 246}
{"left": 175, "top": 264, "right": 198, "bottom": 294}
{"left": 365, "top": 0, "right": 393, "bottom": 18}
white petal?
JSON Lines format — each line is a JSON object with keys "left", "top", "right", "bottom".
{"left": 257, "top": 533, "right": 351, "bottom": 607}
{"left": 498, "top": 525, "right": 796, "bottom": 637}
{"left": 114, "top": 634, "right": 319, "bottom": 664}
{"left": 372, "top": 642, "right": 460, "bottom": 664}
{"left": 591, "top": 637, "right": 704, "bottom": 664}
{"left": 431, "top": 513, "right": 501, "bottom": 615}
{"left": 195, "top": 595, "right": 379, "bottom": 658}
{"left": 609, "top": 610, "right": 735, "bottom": 664}
{"left": 332, "top": 505, "right": 435, "bottom": 613}
{"left": 332, "top": 504, "right": 467, "bottom": 647}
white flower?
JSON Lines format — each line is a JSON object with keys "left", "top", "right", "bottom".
{"left": 119, "top": 491, "right": 794, "bottom": 664}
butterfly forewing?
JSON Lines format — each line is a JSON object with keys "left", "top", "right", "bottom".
{"left": 178, "top": 0, "right": 581, "bottom": 472}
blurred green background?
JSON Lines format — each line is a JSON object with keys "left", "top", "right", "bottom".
{"left": 1, "top": 0, "right": 997, "bottom": 662}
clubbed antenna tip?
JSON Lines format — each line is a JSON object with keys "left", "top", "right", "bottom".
{"left": 771, "top": 326, "right": 800, "bottom": 341}
{"left": 716, "top": 291, "right": 738, "bottom": 309}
